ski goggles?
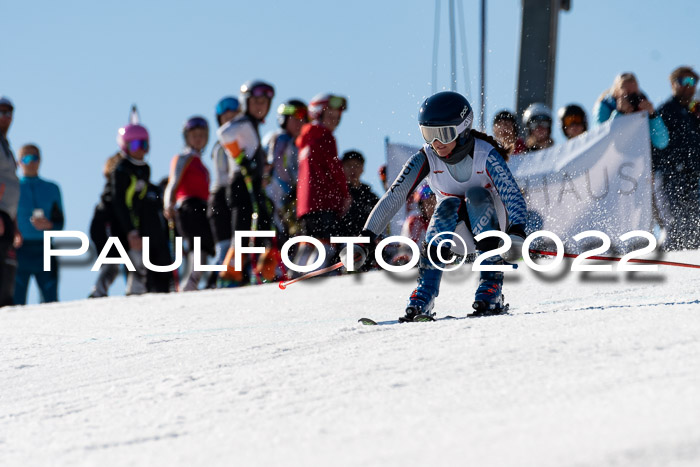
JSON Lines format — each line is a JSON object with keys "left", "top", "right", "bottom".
{"left": 677, "top": 76, "right": 697, "bottom": 87}
{"left": 278, "top": 103, "right": 308, "bottom": 121}
{"left": 527, "top": 117, "right": 551, "bottom": 130}
{"left": 562, "top": 114, "right": 585, "bottom": 127}
{"left": 327, "top": 96, "right": 347, "bottom": 111}
{"left": 0, "top": 110, "right": 12, "bottom": 118}
{"left": 21, "top": 154, "right": 40, "bottom": 164}
{"left": 419, "top": 118, "right": 470, "bottom": 145}
{"left": 128, "top": 139, "right": 149, "bottom": 152}
{"left": 248, "top": 85, "right": 275, "bottom": 99}
{"left": 216, "top": 97, "right": 240, "bottom": 115}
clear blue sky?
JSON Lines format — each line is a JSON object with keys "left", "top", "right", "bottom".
{"left": 2, "top": 0, "right": 698, "bottom": 303}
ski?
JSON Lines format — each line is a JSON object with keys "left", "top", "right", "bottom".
{"left": 358, "top": 315, "right": 461, "bottom": 326}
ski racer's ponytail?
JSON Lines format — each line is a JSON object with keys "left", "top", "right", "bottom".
{"left": 470, "top": 130, "right": 510, "bottom": 162}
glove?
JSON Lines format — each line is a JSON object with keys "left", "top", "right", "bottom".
{"left": 499, "top": 233, "right": 525, "bottom": 262}
{"left": 339, "top": 229, "right": 377, "bottom": 272}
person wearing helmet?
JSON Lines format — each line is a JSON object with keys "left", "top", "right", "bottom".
{"left": 522, "top": 103, "right": 555, "bottom": 152}
{"left": 164, "top": 116, "right": 214, "bottom": 291}
{"left": 293, "top": 93, "right": 351, "bottom": 271}
{"left": 492, "top": 110, "right": 526, "bottom": 155}
{"left": 207, "top": 97, "right": 240, "bottom": 277}
{"left": 107, "top": 111, "right": 161, "bottom": 295}
{"left": 264, "top": 99, "right": 308, "bottom": 241}
{"left": 217, "top": 80, "right": 275, "bottom": 285}
{"left": 557, "top": 104, "right": 588, "bottom": 140}
{"left": 340, "top": 91, "right": 527, "bottom": 321}
{"left": 215, "top": 96, "right": 240, "bottom": 126}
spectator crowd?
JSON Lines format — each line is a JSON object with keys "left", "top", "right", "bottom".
{"left": 1, "top": 65, "right": 699, "bottom": 305}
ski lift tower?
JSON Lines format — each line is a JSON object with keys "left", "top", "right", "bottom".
{"left": 515, "top": 0, "right": 571, "bottom": 118}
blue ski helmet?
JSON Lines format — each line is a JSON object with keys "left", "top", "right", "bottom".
{"left": 215, "top": 96, "right": 240, "bottom": 125}
{"left": 418, "top": 92, "right": 473, "bottom": 146}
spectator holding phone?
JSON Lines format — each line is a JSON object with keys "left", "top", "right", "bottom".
{"left": 595, "top": 73, "right": 672, "bottom": 248}
{"left": 593, "top": 73, "right": 668, "bottom": 149}
{"left": 655, "top": 66, "right": 700, "bottom": 250}
{"left": 14, "top": 144, "right": 64, "bottom": 304}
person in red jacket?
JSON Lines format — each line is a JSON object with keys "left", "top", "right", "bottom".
{"left": 294, "top": 93, "right": 350, "bottom": 269}
{"left": 164, "top": 116, "right": 214, "bottom": 291}
{"left": 296, "top": 93, "right": 350, "bottom": 237}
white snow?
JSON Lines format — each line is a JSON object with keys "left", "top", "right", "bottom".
{"left": 2, "top": 252, "right": 700, "bottom": 467}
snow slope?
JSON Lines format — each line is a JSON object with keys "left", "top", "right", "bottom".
{"left": 2, "top": 252, "right": 700, "bottom": 467}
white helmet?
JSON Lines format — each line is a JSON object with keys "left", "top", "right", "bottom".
{"left": 522, "top": 103, "right": 553, "bottom": 127}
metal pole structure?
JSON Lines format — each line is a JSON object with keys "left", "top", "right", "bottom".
{"left": 515, "top": 0, "right": 562, "bottom": 118}
{"left": 479, "top": 0, "right": 486, "bottom": 131}
{"left": 456, "top": 0, "right": 471, "bottom": 100}
{"left": 432, "top": 0, "right": 441, "bottom": 94}
{"left": 449, "top": 0, "right": 457, "bottom": 91}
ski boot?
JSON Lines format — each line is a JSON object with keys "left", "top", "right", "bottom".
{"left": 401, "top": 256, "right": 442, "bottom": 322}
{"left": 471, "top": 257, "right": 509, "bottom": 317}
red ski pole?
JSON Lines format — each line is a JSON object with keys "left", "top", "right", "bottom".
{"left": 278, "top": 261, "right": 345, "bottom": 289}
{"left": 529, "top": 249, "right": 700, "bottom": 269}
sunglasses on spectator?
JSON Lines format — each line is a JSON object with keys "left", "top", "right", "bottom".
{"left": 677, "top": 76, "right": 697, "bottom": 87}
{"left": 249, "top": 85, "right": 275, "bottom": 99}
{"left": 563, "top": 115, "right": 584, "bottom": 127}
{"left": 328, "top": 96, "right": 347, "bottom": 111}
{"left": 128, "top": 139, "right": 149, "bottom": 152}
{"left": 21, "top": 154, "right": 39, "bottom": 164}
{"left": 0, "top": 110, "right": 12, "bottom": 118}
{"left": 278, "top": 103, "right": 308, "bottom": 121}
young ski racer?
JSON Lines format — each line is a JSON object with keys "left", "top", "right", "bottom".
{"left": 341, "top": 91, "right": 528, "bottom": 321}
{"left": 164, "top": 116, "right": 214, "bottom": 291}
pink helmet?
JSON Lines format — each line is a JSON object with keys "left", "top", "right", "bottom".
{"left": 117, "top": 105, "right": 150, "bottom": 153}
{"left": 117, "top": 124, "right": 149, "bottom": 153}
{"left": 308, "top": 93, "right": 348, "bottom": 121}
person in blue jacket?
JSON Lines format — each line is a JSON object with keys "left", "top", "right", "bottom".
{"left": 593, "top": 72, "right": 669, "bottom": 149}
{"left": 594, "top": 73, "right": 671, "bottom": 246}
{"left": 14, "top": 144, "right": 64, "bottom": 304}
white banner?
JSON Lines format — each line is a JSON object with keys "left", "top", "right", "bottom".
{"left": 385, "top": 113, "right": 654, "bottom": 252}
{"left": 509, "top": 113, "right": 653, "bottom": 252}
{"left": 385, "top": 139, "right": 422, "bottom": 235}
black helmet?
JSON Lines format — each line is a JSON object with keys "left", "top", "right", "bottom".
{"left": 276, "top": 99, "right": 308, "bottom": 129}
{"left": 239, "top": 79, "right": 275, "bottom": 113}
{"left": 418, "top": 91, "right": 473, "bottom": 145}
{"left": 418, "top": 91, "right": 473, "bottom": 128}
{"left": 418, "top": 92, "right": 474, "bottom": 165}
{"left": 557, "top": 104, "right": 588, "bottom": 134}
{"left": 493, "top": 109, "right": 517, "bottom": 126}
